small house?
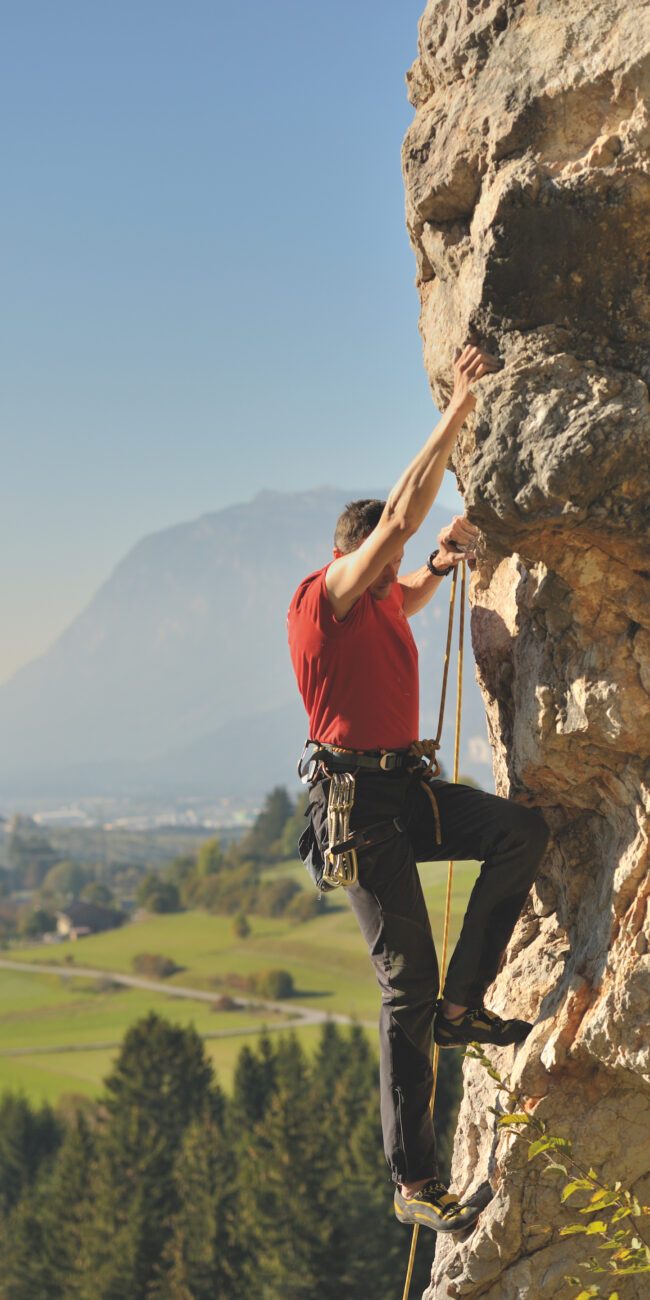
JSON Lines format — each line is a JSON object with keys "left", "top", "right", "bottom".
{"left": 56, "top": 900, "right": 125, "bottom": 940}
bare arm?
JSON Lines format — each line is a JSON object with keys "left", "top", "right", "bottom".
{"left": 325, "top": 347, "right": 500, "bottom": 621}
{"left": 399, "top": 516, "right": 479, "bottom": 617}
{"left": 399, "top": 564, "right": 444, "bottom": 618}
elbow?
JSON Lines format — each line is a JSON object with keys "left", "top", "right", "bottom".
{"left": 383, "top": 498, "right": 419, "bottom": 542}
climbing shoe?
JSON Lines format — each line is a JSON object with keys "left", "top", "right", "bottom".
{"left": 433, "top": 1002, "right": 532, "bottom": 1048}
{"left": 394, "top": 1179, "right": 481, "bottom": 1233}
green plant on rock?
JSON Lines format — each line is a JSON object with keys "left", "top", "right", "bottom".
{"left": 465, "top": 1045, "right": 650, "bottom": 1300}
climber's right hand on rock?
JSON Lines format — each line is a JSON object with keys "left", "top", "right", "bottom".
{"left": 451, "top": 345, "right": 502, "bottom": 414}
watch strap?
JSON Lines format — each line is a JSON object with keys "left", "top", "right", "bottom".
{"left": 426, "top": 549, "right": 455, "bottom": 578}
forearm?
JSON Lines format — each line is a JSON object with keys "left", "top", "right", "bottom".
{"left": 324, "top": 348, "right": 497, "bottom": 620}
{"left": 399, "top": 565, "right": 443, "bottom": 617}
{"left": 383, "top": 399, "right": 470, "bottom": 539}
{"left": 383, "top": 346, "right": 500, "bottom": 541}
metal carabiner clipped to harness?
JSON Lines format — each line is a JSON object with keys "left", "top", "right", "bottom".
{"left": 323, "top": 771, "right": 358, "bottom": 888}
{"left": 297, "top": 739, "right": 320, "bottom": 785}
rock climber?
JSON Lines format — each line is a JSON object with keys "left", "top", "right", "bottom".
{"left": 287, "top": 344, "right": 549, "bottom": 1234}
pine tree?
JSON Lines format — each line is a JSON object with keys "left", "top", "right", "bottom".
{"left": 0, "top": 1092, "right": 61, "bottom": 1220}
{"left": 236, "top": 1032, "right": 333, "bottom": 1299}
{"left": 41, "top": 1110, "right": 97, "bottom": 1297}
{"left": 0, "top": 1189, "right": 50, "bottom": 1300}
{"left": 78, "top": 1014, "right": 224, "bottom": 1300}
{"left": 233, "top": 1025, "right": 423, "bottom": 1300}
{"left": 0, "top": 1111, "right": 96, "bottom": 1300}
{"left": 150, "top": 1112, "right": 242, "bottom": 1299}
{"left": 239, "top": 787, "right": 294, "bottom": 861}
{"left": 228, "top": 1032, "right": 277, "bottom": 1136}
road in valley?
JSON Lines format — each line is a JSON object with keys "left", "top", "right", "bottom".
{"left": 0, "top": 957, "right": 375, "bottom": 1055}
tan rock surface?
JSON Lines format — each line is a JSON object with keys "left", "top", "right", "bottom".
{"left": 402, "top": 2, "right": 650, "bottom": 1296}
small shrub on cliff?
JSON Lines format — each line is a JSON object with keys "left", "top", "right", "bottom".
{"left": 467, "top": 1046, "right": 650, "bottom": 1295}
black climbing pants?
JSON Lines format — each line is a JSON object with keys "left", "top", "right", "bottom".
{"left": 305, "top": 768, "right": 549, "bottom": 1185}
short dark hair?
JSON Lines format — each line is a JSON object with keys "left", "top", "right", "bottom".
{"left": 334, "top": 498, "right": 386, "bottom": 553}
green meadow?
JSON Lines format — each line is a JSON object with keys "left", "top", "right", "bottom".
{"left": 1, "top": 858, "right": 477, "bottom": 1104}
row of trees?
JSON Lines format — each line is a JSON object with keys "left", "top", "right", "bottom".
{"left": 138, "top": 786, "right": 318, "bottom": 923}
{"left": 0, "top": 1014, "right": 463, "bottom": 1298}
{"left": 0, "top": 815, "right": 141, "bottom": 943}
{"left": 0, "top": 787, "right": 313, "bottom": 942}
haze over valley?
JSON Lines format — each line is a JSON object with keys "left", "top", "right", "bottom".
{"left": 0, "top": 487, "right": 492, "bottom": 818}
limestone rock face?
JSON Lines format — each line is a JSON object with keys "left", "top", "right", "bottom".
{"left": 402, "top": 2, "right": 650, "bottom": 1296}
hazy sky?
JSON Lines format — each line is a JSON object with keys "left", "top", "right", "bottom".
{"left": 2, "top": 0, "right": 463, "bottom": 685}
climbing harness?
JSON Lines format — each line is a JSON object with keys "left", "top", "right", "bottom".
{"left": 401, "top": 559, "right": 467, "bottom": 1300}
{"left": 297, "top": 742, "right": 411, "bottom": 890}
{"left": 296, "top": 557, "right": 466, "bottom": 890}
{"left": 297, "top": 740, "right": 411, "bottom": 777}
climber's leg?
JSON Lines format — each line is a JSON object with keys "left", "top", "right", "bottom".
{"left": 407, "top": 777, "right": 549, "bottom": 1040}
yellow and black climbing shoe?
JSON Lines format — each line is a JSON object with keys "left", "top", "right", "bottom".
{"left": 394, "top": 1179, "right": 481, "bottom": 1233}
{"left": 433, "top": 1003, "right": 532, "bottom": 1048}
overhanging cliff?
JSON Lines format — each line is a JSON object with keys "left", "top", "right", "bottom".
{"left": 402, "top": 2, "right": 650, "bottom": 1296}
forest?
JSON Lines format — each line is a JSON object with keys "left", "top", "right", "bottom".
{"left": 0, "top": 1013, "right": 462, "bottom": 1299}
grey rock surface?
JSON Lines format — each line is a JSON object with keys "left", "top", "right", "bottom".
{"left": 402, "top": 2, "right": 650, "bottom": 1296}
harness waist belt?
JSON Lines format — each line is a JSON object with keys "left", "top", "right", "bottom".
{"left": 317, "top": 743, "right": 410, "bottom": 772}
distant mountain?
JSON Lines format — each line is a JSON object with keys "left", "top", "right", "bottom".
{"left": 0, "top": 488, "right": 493, "bottom": 799}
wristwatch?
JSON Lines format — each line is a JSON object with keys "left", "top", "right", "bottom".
{"left": 426, "top": 549, "right": 455, "bottom": 578}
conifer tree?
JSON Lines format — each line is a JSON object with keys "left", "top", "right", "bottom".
{"left": 150, "top": 1112, "right": 242, "bottom": 1299}
{"left": 236, "top": 1032, "right": 334, "bottom": 1299}
{"left": 228, "top": 1032, "right": 277, "bottom": 1135}
{"left": 0, "top": 1190, "right": 50, "bottom": 1300}
{"left": 0, "top": 1093, "right": 61, "bottom": 1220}
{"left": 0, "top": 1112, "right": 96, "bottom": 1300}
{"left": 78, "top": 1014, "right": 223, "bottom": 1300}
{"left": 0, "top": 1018, "right": 458, "bottom": 1300}
{"left": 233, "top": 1026, "right": 426, "bottom": 1300}
{"left": 238, "top": 786, "right": 294, "bottom": 861}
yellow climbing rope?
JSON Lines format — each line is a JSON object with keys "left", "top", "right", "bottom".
{"left": 401, "top": 559, "right": 467, "bottom": 1300}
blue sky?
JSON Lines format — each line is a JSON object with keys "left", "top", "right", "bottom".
{"left": 2, "top": 0, "right": 462, "bottom": 684}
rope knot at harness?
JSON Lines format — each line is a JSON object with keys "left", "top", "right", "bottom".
{"left": 408, "top": 738, "right": 441, "bottom": 776}
{"left": 408, "top": 740, "right": 443, "bottom": 846}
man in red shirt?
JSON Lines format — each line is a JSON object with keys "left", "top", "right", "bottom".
{"left": 287, "top": 346, "right": 549, "bottom": 1234}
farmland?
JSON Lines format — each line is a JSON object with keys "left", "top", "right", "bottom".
{"left": 0, "top": 858, "right": 477, "bottom": 1102}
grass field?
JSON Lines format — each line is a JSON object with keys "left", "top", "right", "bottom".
{"left": 1, "top": 858, "right": 477, "bottom": 1104}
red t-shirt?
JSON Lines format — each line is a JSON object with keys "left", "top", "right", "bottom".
{"left": 287, "top": 565, "right": 419, "bottom": 750}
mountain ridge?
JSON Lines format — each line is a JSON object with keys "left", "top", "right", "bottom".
{"left": 0, "top": 488, "right": 492, "bottom": 799}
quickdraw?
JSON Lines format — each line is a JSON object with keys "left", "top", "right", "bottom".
{"left": 323, "top": 771, "right": 358, "bottom": 887}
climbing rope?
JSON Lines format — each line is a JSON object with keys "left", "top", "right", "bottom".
{"left": 401, "top": 559, "right": 467, "bottom": 1300}
{"left": 408, "top": 544, "right": 462, "bottom": 778}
